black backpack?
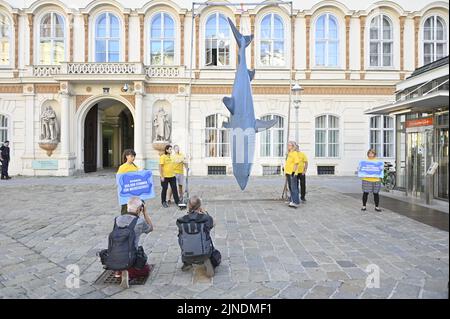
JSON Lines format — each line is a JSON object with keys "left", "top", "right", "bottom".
{"left": 177, "top": 213, "right": 212, "bottom": 258}
{"left": 104, "top": 216, "right": 139, "bottom": 271}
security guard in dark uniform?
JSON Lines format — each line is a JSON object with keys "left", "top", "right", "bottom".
{"left": 0, "top": 140, "right": 11, "bottom": 180}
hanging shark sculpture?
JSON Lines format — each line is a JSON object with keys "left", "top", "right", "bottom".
{"left": 223, "top": 18, "right": 277, "bottom": 190}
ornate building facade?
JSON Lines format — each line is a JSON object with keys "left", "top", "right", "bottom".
{"left": 0, "top": 0, "right": 448, "bottom": 177}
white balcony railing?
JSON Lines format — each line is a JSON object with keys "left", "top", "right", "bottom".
{"left": 145, "top": 66, "right": 184, "bottom": 78}
{"left": 29, "top": 63, "right": 184, "bottom": 78}
{"left": 33, "top": 65, "right": 62, "bottom": 77}
{"left": 64, "top": 62, "right": 142, "bottom": 75}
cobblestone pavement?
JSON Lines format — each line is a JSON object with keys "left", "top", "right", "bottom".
{"left": 0, "top": 174, "right": 448, "bottom": 299}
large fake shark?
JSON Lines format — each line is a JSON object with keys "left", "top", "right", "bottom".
{"left": 223, "top": 18, "right": 277, "bottom": 190}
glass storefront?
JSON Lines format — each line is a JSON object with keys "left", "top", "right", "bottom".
{"left": 396, "top": 110, "right": 449, "bottom": 201}
{"left": 435, "top": 112, "right": 449, "bottom": 199}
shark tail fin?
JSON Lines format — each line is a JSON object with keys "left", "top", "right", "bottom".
{"left": 255, "top": 118, "right": 278, "bottom": 133}
{"left": 222, "top": 96, "right": 235, "bottom": 115}
{"left": 248, "top": 69, "right": 255, "bottom": 81}
{"left": 228, "top": 17, "right": 253, "bottom": 48}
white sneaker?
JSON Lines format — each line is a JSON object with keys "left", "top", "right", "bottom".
{"left": 120, "top": 270, "right": 129, "bottom": 289}
{"left": 288, "top": 202, "right": 298, "bottom": 208}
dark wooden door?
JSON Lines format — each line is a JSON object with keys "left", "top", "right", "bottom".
{"left": 84, "top": 105, "right": 98, "bottom": 173}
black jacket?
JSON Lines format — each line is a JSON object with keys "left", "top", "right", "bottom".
{"left": 0, "top": 145, "right": 10, "bottom": 161}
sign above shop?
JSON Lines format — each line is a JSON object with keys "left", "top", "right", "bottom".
{"left": 405, "top": 117, "right": 433, "bottom": 128}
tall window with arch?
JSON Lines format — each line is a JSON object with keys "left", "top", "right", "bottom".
{"left": 370, "top": 115, "right": 394, "bottom": 158}
{"left": 315, "top": 13, "right": 339, "bottom": 67}
{"left": 260, "top": 114, "right": 284, "bottom": 157}
{"left": 0, "top": 13, "right": 10, "bottom": 66}
{"left": 369, "top": 14, "right": 393, "bottom": 67}
{"left": 150, "top": 12, "right": 175, "bottom": 65}
{"left": 205, "top": 114, "right": 230, "bottom": 157}
{"left": 423, "top": 16, "right": 447, "bottom": 65}
{"left": 315, "top": 115, "right": 339, "bottom": 157}
{"left": 0, "top": 114, "right": 8, "bottom": 142}
{"left": 39, "top": 12, "right": 65, "bottom": 64}
{"left": 205, "top": 13, "right": 230, "bottom": 67}
{"left": 260, "top": 13, "right": 285, "bottom": 66}
{"left": 95, "top": 12, "right": 120, "bottom": 62}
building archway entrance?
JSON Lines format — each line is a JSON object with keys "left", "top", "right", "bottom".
{"left": 83, "top": 99, "right": 134, "bottom": 173}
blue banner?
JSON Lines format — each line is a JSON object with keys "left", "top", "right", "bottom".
{"left": 116, "top": 170, "right": 155, "bottom": 205}
{"left": 358, "top": 160, "right": 384, "bottom": 178}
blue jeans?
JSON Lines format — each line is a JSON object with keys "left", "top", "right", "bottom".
{"left": 287, "top": 174, "right": 300, "bottom": 204}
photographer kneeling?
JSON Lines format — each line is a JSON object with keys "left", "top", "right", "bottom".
{"left": 101, "top": 197, "right": 153, "bottom": 289}
{"left": 176, "top": 196, "right": 220, "bottom": 278}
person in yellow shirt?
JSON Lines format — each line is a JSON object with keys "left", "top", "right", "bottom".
{"left": 360, "top": 149, "right": 382, "bottom": 212}
{"left": 295, "top": 145, "right": 309, "bottom": 202}
{"left": 168, "top": 145, "right": 187, "bottom": 203}
{"left": 285, "top": 141, "right": 300, "bottom": 208}
{"left": 117, "top": 149, "right": 140, "bottom": 214}
{"left": 160, "top": 144, "right": 179, "bottom": 208}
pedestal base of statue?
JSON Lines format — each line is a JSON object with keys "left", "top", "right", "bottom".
{"left": 20, "top": 153, "right": 76, "bottom": 176}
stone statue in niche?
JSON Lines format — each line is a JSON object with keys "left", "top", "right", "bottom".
{"left": 38, "top": 105, "right": 60, "bottom": 156}
{"left": 153, "top": 107, "right": 171, "bottom": 142}
{"left": 40, "top": 105, "right": 59, "bottom": 142}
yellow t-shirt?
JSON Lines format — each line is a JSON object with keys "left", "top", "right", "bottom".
{"left": 171, "top": 153, "right": 185, "bottom": 175}
{"left": 160, "top": 154, "right": 175, "bottom": 178}
{"left": 117, "top": 162, "right": 139, "bottom": 174}
{"left": 285, "top": 151, "right": 300, "bottom": 175}
{"left": 296, "top": 151, "right": 308, "bottom": 174}
{"left": 362, "top": 158, "right": 381, "bottom": 182}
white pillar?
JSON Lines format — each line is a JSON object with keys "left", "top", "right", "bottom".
{"left": 24, "top": 93, "right": 35, "bottom": 156}
{"left": 134, "top": 92, "right": 144, "bottom": 168}
{"left": 60, "top": 92, "right": 70, "bottom": 155}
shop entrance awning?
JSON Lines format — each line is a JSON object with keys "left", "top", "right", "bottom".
{"left": 365, "top": 90, "right": 449, "bottom": 115}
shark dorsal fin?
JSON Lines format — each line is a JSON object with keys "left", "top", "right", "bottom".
{"left": 222, "top": 96, "right": 235, "bottom": 115}
{"left": 255, "top": 118, "right": 278, "bottom": 133}
{"left": 243, "top": 35, "right": 253, "bottom": 48}
{"left": 248, "top": 69, "right": 255, "bottom": 81}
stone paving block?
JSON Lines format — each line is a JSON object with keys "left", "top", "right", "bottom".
{"left": 390, "top": 283, "right": 422, "bottom": 299}
{"left": 301, "top": 261, "right": 319, "bottom": 268}
{"left": 421, "top": 290, "right": 447, "bottom": 299}
{"left": 304, "top": 285, "right": 337, "bottom": 299}
{"left": 336, "top": 260, "right": 357, "bottom": 268}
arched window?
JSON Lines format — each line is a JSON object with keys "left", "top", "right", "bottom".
{"left": 423, "top": 16, "right": 447, "bottom": 65}
{"left": 0, "top": 14, "right": 10, "bottom": 66}
{"left": 205, "top": 13, "right": 230, "bottom": 67}
{"left": 370, "top": 115, "right": 394, "bottom": 158}
{"left": 369, "top": 14, "right": 393, "bottom": 67}
{"left": 315, "top": 13, "right": 339, "bottom": 67}
{"left": 0, "top": 114, "right": 8, "bottom": 142}
{"left": 260, "top": 114, "right": 284, "bottom": 157}
{"left": 260, "top": 13, "right": 285, "bottom": 66}
{"left": 95, "top": 12, "right": 120, "bottom": 62}
{"left": 39, "top": 12, "right": 65, "bottom": 64}
{"left": 315, "top": 115, "right": 339, "bottom": 157}
{"left": 150, "top": 13, "right": 175, "bottom": 65}
{"left": 205, "top": 114, "right": 229, "bottom": 157}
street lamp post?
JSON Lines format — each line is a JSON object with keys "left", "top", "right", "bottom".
{"left": 292, "top": 83, "right": 303, "bottom": 142}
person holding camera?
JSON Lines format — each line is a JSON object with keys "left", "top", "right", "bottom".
{"left": 113, "top": 197, "right": 153, "bottom": 288}
{"left": 176, "top": 196, "right": 220, "bottom": 278}
{"left": 285, "top": 141, "right": 300, "bottom": 208}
